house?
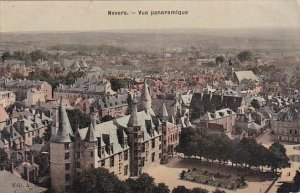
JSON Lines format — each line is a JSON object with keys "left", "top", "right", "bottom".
{"left": 0, "top": 91, "right": 16, "bottom": 108}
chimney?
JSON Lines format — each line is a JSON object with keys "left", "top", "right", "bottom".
{"left": 39, "top": 110, "right": 43, "bottom": 120}
{"left": 10, "top": 126, "right": 14, "bottom": 139}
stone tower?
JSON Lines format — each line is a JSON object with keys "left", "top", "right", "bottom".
{"left": 127, "top": 98, "right": 143, "bottom": 176}
{"left": 159, "top": 101, "right": 169, "bottom": 163}
{"left": 141, "top": 80, "right": 152, "bottom": 112}
{"left": 82, "top": 112, "right": 99, "bottom": 169}
{"left": 50, "top": 99, "right": 75, "bottom": 193}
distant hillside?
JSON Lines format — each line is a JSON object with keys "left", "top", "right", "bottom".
{"left": 0, "top": 28, "right": 299, "bottom": 54}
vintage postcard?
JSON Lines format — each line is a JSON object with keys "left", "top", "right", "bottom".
{"left": 0, "top": 1, "right": 300, "bottom": 193}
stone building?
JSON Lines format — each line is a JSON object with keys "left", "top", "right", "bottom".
{"left": 50, "top": 82, "right": 181, "bottom": 193}
{"left": 271, "top": 107, "right": 300, "bottom": 143}
{"left": 0, "top": 109, "right": 51, "bottom": 150}
{"left": 193, "top": 108, "right": 237, "bottom": 133}
{"left": 0, "top": 78, "right": 52, "bottom": 101}
{"left": 53, "top": 78, "right": 114, "bottom": 103}
{"left": 0, "top": 90, "right": 16, "bottom": 108}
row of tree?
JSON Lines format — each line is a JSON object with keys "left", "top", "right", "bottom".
{"left": 178, "top": 127, "right": 290, "bottom": 172}
{"left": 76, "top": 167, "right": 214, "bottom": 193}
{"left": 1, "top": 50, "right": 53, "bottom": 63}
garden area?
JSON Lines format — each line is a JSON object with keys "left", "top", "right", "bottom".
{"left": 181, "top": 168, "right": 246, "bottom": 190}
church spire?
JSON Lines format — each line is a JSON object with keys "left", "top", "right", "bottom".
{"left": 141, "top": 80, "right": 152, "bottom": 112}
{"left": 52, "top": 98, "right": 74, "bottom": 143}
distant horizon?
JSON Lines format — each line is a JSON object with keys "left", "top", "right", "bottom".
{"left": 1, "top": 27, "right": 299, "bottom": 34}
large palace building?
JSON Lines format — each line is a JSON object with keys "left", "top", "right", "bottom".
{"left": 50, "top": 82, "right": 181, "bottom": 193}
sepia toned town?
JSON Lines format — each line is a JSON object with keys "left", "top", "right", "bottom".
{"left": 0, "top": 1, "right": 300, "bottom": 193}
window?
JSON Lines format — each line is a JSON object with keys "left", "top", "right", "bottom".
{"left": 101, "top": 160, "right": 105, "bottom": 167}
{"left": 119, "top": 153, "right": 122, "bottom": 162}
{"left": 124, "top": 165, "right": 128, "bottom": 176}
{"left": 28, "top": 133, "right": 30, "bottom": 137}
{"left": 151, "top": 139, "right": 155, "bottom": 149}
{"left": 76, "top": 162, "right": 81, "bottom": 169}
{"left": 151, "top": 152, "right": 155, "bottom": 162}
{"left": 65, "top": 174, "right": 70, "bottom": 181}
{"left": 159, "top": 153, "right": 162, "bottom": 158}
{"left": 76, "top": 152, "right": 80, "bottom": 159}
{"left": 65, "top": 143, "right": 70, "bottom": 150}
{"left": 110, "top": 156, "right": 114, "bottom": 167}
{"left": 90, "top": 151, "right": 94, "bottom": 157}
{"left": 159, "top": 145, "right": 162, "bottom": 150}
{"left": 124, "top": 150, "right": 128, "bottom": 161}
{"left": 65, "top": 163, "right": 70, "bottom": 170}
{"left": 65, "top": 152, "right": 70, "bottom": 160}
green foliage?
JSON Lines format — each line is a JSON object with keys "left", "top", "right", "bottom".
{"left": 178, "top": 128, "right": 290, "bottom": 171}
{"left": 42, "top": 125, "right": 51, "bottom": 142}
{"left": 269, "top": 142, "right": 291, "bottom": 171}
{"left": 172, "top": 186, "right": 191, "bottom": 193}
{"left": 0, "top": 149, "right": 9, "bottom": 170}
{"left": 66, "top": 109, "right": 91, "bottom": 130}
{"left": 251, "top": 99, "right": 260, "bottom": 109}
{"left": 277, "top": 170, "right": 300, "bottom": 193}
{"left": 76, "top": 168, "right": 207, "bottom": 193}
{"left": 25, "top": 69, "right": 85, "bottom": 89}
{"left": 215, "top": 56, "right": 225, "bottom": 64}
{"left": 153, "top": 183, "right": 170, "bottom": 193}
{"left": 213, "top": 188, "right": 226, "bottom": 193}
{"left": 34, "top": 152, "right": 50, "bottom": 176}
{"left": 76, "top": 168, "right": 128, "bottom": 193}
{"left": 110, "top": 78, "right": 133, "bottom": 92}
{"left": 191, "top": 188, "right": 209, "bottom": 193}
{"left": 237, "top": 50, "right": 253, "bottom": 62}
{"left": 1, "top": 52, "right": 11, "bottom": 62}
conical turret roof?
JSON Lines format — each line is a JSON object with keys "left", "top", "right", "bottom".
{"left": 159, "top": 101, "right": 169, "bottom": 118}
{"left": 141, "top": 80, "right": 152, "bottom": 111}
{"left": 127, "top": 99, "right": 141, "bottom": 127}
{"left": 52, "top": 99, "right": 74, "bottom": 143}
{"left": 85, "top": 122, "right": 97, "bottom": 142}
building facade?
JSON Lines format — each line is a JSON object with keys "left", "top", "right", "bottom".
{"left": 50, "top": 82, "right": 181, "bottom": 193}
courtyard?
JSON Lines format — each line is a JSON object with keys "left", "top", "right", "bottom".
{"left": 145, "top": 131, "right": 300, "bottom": 193}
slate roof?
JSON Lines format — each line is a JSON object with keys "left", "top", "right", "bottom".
{"left": 51, "top": 100, "right": 74, "bottom": 143}
{"left": 196, "top": 108, "right": 236, "bottom": 122}
{"left": 190, "top": 93, "right": 244, "bottom": 115}
{"left": 77, "top": 108, "right": 161, "bottom": 157}
{"left": 0, "top": 170, "right": 47, "bottom": 193}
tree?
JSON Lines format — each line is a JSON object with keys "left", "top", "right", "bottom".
{"left": 1, "top": 52, "right": 11, "bottom": 62}
{"left": 237, "top": 50, "right": 252, "bottom": 62}
{"left": 215, "top": 55, "right": 225, "bottom": 64}
{"left": 42, "top": 125, "right": 51, "bottom": 142}
{"left": 251, "top": 99, "right": 260, "bottom": 109}
{"left": 34, "top": 152, "right": 50, "bottom": 176}
{"left": 212, "top": 188, "right": 226, "bottom": 193}
{"left": 177, "top": 127, "right": 200, "bottom": 158}
{"left": 0, "top": 149, "right": 9, "bottom": 170}
{"left": 101, "top": 115, "right": 115, "bottom": 123}
{"left": 76, "top": 168, "right": 128, "bottom": 193}
{"left": 191, "top": 188, "right": 209, "bottom": 193}
{"left": 153, "top": 183, "right": 170, "bottom": 193}
{"left": 66, "top": 109, "right": 91, "bottom": 130}
{"left": 172, "top": 186, "right": 191, "bottom": 193}
{"left": 134, "top": 173, "right": 156, "bottom": 193}
{"left": 269, "top": 142, "right": 290, "bottom": 172}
